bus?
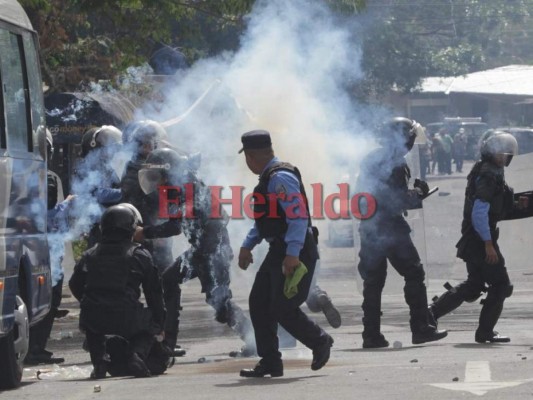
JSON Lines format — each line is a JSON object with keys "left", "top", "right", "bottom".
{"left": 0, "top": 0, "right": 51, "bottom": 389}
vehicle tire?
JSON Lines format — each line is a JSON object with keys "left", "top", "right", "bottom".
{"left": 0, "top": 295, "right": 29, "bottom": 390}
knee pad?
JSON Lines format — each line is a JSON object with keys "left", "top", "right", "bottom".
{"left": 487, "top": 283, "right": 513, "bottom": 301}
{"left": 456, "top": 281, "right": 486, "bottom": 303}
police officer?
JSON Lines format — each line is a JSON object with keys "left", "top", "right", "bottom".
{"left": 74, "top": 125, "right": 123, "bottom": 246}
{"left": 121, "top": 120, "right": 167, "bottom": 213}
{"left": 135, "top": 148, "right": 255, "bottom": 354}
{"left": 429, "top": 131, "right": 530, "bottom": 343}
{"left": 238, "top": 130, "right": 333, "bottom": 378}
{"left": 120, "top": 121, "right": 184, "bottom": 357}
{"left": 69, "top": 204, "right": 166, "bottom": 379}
{"left": 356, "top": 117, "right": 448, "bottom": 348}
{"left": 120, "top": 120, "right": 179, "bottom": 268}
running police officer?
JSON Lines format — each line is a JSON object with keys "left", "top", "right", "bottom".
{"left": 238, "top": 130, "right": 333, "bottom": 378}
{"left": 356, "top": 117, "right": 448, "bottom": 348}
{"left": 429, "top": 131, "right": 532, "bottom": 343}
{"left": 69, "top": 204, "right": 166, "bottom": 379}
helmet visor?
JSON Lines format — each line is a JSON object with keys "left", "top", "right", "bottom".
{"left": 139, "top": 167, "right": 165, "bottom": 195}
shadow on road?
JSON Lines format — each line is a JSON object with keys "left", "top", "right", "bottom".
{"left": 215, "top": 375, "right": 325, "bottom": 387}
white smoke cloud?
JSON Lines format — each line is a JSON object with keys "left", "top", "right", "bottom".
{"left": 136, "top": 0, "right": 376, "bottom": 192}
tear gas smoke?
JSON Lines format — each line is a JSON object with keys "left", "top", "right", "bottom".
{"left": 47, "top": 0, "right": 417, "bottom": 347}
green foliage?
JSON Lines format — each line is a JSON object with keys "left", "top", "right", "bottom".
{"left": 18, "top": 0, "right": 532, "bottom": 100}
{"left": 356, "top": 0, "right": 533, "bottom": 97}
{"left": 21, "top": 0, "right": 255, "bottom": 92}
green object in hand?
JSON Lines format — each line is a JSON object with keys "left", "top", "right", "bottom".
{"left": 284, "top": 262, "right": 308, "bottom": 299}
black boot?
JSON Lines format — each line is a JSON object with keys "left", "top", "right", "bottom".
{"left": 240, "top": 359, "right": 283, "bottom": 378}
{"left": 475, "top": 330, "right": 510, "bottom": 343}
{"left": 361, "top": 281, "right": 386, "bottom": 348}
{"left": 25, "top": 351, "right": 65, "bottom": 365}
{"left": 412, "top": 326, "right": 448, "bottom": 345}
{"left": 362, "top": 333, "right": 389, "bottom": 349}
{"left": 311, "top": 334, "right": 334, "bottom": 371}
{"left": 90, "top": 363, "right": 108, "bottom": 380}
{"left": 127, "top": 353, "right": 152, "bottom": 378}
{"left": 476, "top": 292, "right": 507, "bottom": 343}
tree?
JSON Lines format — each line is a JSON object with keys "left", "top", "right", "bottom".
{"left": 355, "top": 0, "right": 533, "bottom": 97}
{"left": 20, "top": 0, "right": 256, "bottom": 92}
{"left": 19, "top": 0, "right": 367, "bottom": 93}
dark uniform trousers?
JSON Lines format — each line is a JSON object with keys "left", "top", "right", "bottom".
{"left": 82, "top": 307, "right": 155, "bottom": 365}
{"left": 431, "top": 160, "right": 518, "bottom": 335}
{"left": 162, "top": 225, "right": 253, "bottom": 348}
{"left": 28, "top": 279, "right": 63, "bottom": 355}
{"left": 432, "top": 230, "right": 511, "bottom": 334}
{"left": 71, "top": 242, "right": 165, "bottom": 367}
{"left": 249, "top": 233, "right": 327, "bottom": 363}
{"left": 358, "top": 221, "right": 429, "bottom": 337}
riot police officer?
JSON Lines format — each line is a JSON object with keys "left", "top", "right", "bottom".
{"left": 121, "top": 119, "right": 167, "bottom": 213}
{"left": 429, "top": 131, "right": 530, "bottom": 343}
{"left": 69, "top": 204, "right": 166, "bottom": 379}
{"left": 120, "top": 121, "right": 184, "bottom": 356}
{"left": 135, "top": 147, "right": 255, "bottom": 354}
{"left": 238, "top": 130, "right": 333, "bottom": 378}
{"left": 356, "top": 117, "right": 448, "bottom": 348}
{"left": 74, "top": 125, "right": 123, "bottom": 246}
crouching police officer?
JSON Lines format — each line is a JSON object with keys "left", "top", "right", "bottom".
{"left": 429, "top": 131, "right": 531, "bottom": 343}
{"left": 356, "top": 117, "right": 447, "bottom": 348}
{"left": 69, "top": 204, "right": 166, "bottom": 379}
{"left": 238, "top": 130, "right": 333, "bottom": 378}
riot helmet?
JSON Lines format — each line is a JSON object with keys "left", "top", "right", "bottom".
{"left": 480, "top": 131, "right": 518, "bottom": 167}
{"left": 138, "top": 148, "right": 187, "bottom": 195}
{"left": 117, "top": 202, "right": 143, "bottom": 226}
{"left": 100, "top": 203, "right": 141, "bottom": 239}
{"left": 122, "top": 120, "right": 167, "bottom": 157}
{"left": 81, "top": 125, "right": 122, "bottom": 157}
{"left": 379, "top": 117, "right": 423, "bottom": 155}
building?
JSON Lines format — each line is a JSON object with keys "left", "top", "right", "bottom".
{"left": 390, "top": 65, "right": 533, "bottom": 127}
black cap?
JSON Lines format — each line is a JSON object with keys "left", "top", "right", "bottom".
{"left": 238, "top": 130, "right": 272, "bottom": 154}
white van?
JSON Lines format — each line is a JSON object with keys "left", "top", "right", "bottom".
{"left": 0, "top": 0, "right": 51, "bottom": 390}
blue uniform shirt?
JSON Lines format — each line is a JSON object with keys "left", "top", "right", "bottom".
{"left": 472, "top": 199, "right": 491, "bottom": 241}
{"left": 242, "top": 157, "right": 308, "bottom": 257}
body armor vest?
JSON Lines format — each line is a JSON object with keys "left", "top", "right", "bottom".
{"left": 462, "top": 160, "right": 513, "bottom": 234}
{"left": 82, "top": 242, "right": 140, "bottom": 309}
{"left": 253, "top": 162, "right": 309, "bottom": 239}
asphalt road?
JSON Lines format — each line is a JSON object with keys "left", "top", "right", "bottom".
{"left": 4, "top": 159, "right": 533, "bottom": 400}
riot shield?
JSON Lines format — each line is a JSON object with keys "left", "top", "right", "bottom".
{"left": 498, "top": 152, "right": 533, "bottom": 270}
{"left": 404, "top": 135, "right": 429, "bottom": 278}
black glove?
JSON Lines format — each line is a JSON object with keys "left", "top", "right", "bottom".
{"left": 414, "top": 178, "right": 430, "bottom": 197}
